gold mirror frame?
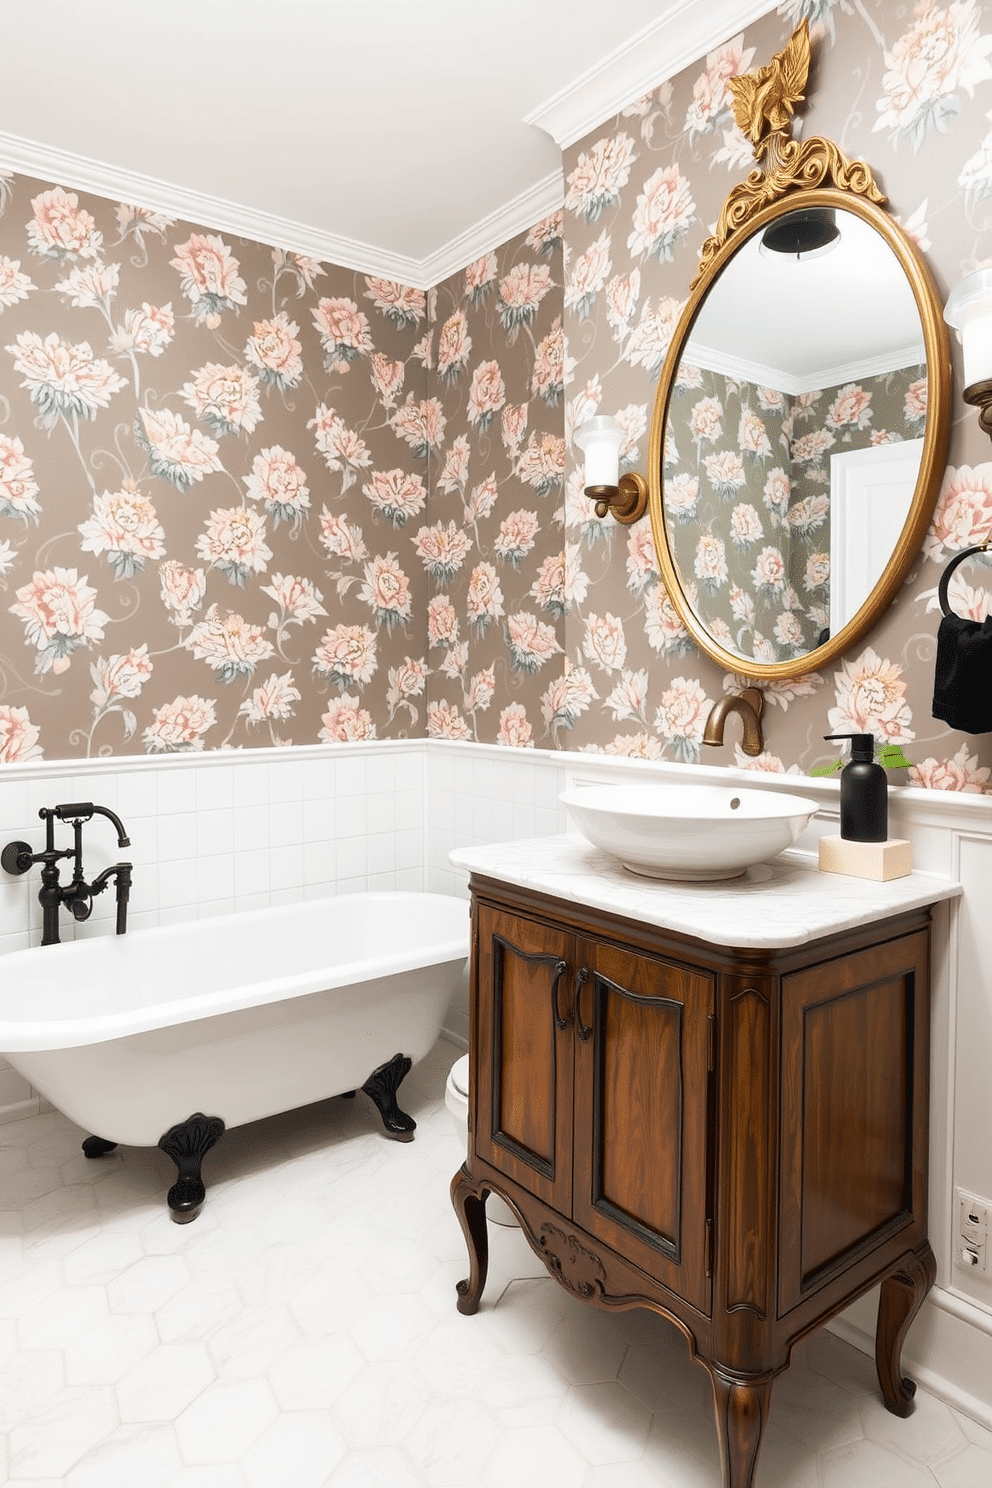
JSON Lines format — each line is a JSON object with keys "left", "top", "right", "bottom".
{"left": 646, "top": 22, "right": 952, "bottom": 684}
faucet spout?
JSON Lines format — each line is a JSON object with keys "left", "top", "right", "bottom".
{"left": 54, "top": 802, "right": 130, "bottom": 848}
{"left": 703, "top": 687, "right": 765, "bottom": 757}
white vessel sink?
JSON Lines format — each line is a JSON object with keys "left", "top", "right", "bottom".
{"left": 560, "top": 783, "right": 819, "bottom": 882}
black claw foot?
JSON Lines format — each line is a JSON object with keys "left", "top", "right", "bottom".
{"left": 82, "top": 1135, "right": 118, "bottom": 1158}
{"left": 157, "top": 1112, "right": 225, "bottom": 1223}
{"left": 361, "top": 1052, "right": 416, "bottom": 1140}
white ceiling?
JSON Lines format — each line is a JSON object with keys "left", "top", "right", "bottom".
{"left": 0, "top": 0, "right": 775, "bottom": 287}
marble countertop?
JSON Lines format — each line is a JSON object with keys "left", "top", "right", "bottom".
{"left": 448, "top": 834, "right": 962, "bottom": 949}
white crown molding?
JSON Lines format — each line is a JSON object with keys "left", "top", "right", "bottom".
{"left": 526, "top": 0, "right": 778, "bottom": 150}
{"left": 685, "top": 340, "right": 927, "bottom": 397}
{"left": 419, "top": 170, "right": 564, "bottom": 288}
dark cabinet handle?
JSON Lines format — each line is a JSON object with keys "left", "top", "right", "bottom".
{"left": 574, "top": 967, "right": 592, "bottom": 1041}
{"left": 551, "top": 959, "right": 570, "bottom": 1029}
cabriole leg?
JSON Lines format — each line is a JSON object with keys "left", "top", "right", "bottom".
{"left": 876, "top": 1243, "right": 936, "bottom": 1417}
{"left": 157, "top": 1112, "right": 225, "bottom": 1224}
{"left": 708, "top": 1367, "right": 774, "bottom": 1488}
{"left": 451, "top": 1166, "right": 490, "bottom": 1315}
{"left": 82, "top": 1135, "right": 118, "bottom": 1158}
{"left": 361, "top": 1052, "right": 416, "bottom": 1140}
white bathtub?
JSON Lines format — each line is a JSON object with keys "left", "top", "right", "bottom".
{"left": 0, "top": 891, "right": 469, "bottom": 1149}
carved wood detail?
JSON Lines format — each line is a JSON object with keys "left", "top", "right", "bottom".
{"left": 539, "top": 1222, "right": 607, "bottom": 1300}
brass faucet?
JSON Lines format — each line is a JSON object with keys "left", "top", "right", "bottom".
{"left": 703, "top": 687, "right": 765, "bottom": 757}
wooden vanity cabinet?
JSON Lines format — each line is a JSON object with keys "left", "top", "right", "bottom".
{"left": 451, "top": 875, "right": 936, "bottom": 1488}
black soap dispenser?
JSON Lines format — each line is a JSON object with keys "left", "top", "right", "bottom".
{"left": 823, "top": 733, "right": 887, "bottom": 842}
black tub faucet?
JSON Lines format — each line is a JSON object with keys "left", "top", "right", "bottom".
{"left": 2, "top": 802, "right": 133, "bottom": 945}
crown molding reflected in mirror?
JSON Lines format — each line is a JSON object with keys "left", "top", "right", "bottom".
{"left": 646, "top": 21, "right": 952, "bottom": 684}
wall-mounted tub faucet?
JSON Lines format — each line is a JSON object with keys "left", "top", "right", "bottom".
{"left": 2, "top": 802, "right": 133, "bottom": 945}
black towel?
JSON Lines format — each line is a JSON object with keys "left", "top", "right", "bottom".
{"left": 932, "top": 546, "right": 992, "bottom": 734}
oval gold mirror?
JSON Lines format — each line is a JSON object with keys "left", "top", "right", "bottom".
{"left": 646, "top": 24, "right": 952, "bottom": 684}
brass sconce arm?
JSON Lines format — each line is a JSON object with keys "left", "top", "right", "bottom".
{"left": 584, "top": 472, "right": 649, "bottom": 525}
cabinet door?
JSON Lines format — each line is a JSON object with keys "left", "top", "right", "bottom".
{"left": 473, "top": 905, "right": 574, "bottom": 1214}
{"left": 571, "top": 937, "right": 714, "bottom": 1313}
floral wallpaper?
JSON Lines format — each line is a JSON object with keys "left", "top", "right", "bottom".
{"left": 0, "top": 173, "right": 431, "bottom": 760}
{"left": 559, "top": 0, "right": 992, "bottom": 791}
{"left": 663, "top": 361, "right": 926, "bottom": 663}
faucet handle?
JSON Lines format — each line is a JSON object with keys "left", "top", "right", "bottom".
{"left": 1, "top": 840, "right": 35, "bottom": 875}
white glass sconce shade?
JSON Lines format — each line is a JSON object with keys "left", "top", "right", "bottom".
{"left": 574, "top": 415, "right": 623, "bottom": 489}
{"left": 945, "top": 267, "right": 992, "bottom": 387}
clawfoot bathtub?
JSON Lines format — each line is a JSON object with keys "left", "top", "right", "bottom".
{"left": 0, "top": 891, "right": 469, "bottom": 1220}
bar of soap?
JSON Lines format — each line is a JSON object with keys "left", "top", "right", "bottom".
{"left": 817, "top": 835, "right": 913, "bottom": 881}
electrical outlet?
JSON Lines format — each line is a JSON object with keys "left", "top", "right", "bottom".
{"left": 956, "top": 1189, "right": 990, "bottom": 1275}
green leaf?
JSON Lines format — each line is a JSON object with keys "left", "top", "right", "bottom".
{"left": 810, "top": 759, "right": 844, "bottom": 777}
{"left": 878, "top": 744, "right": 913, "bottom": 770}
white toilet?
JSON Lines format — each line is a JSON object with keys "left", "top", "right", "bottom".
{"left": 445, "top": 1053, "right": 518, "bottom": 1226}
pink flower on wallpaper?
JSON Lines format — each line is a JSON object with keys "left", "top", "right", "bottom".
{"left": 414, "top": 521, "right": 472, "bottom": 582}
{"left": 170, "top": 233, "right": 248, "bottom": 327}
{"left": 703, "top": 450, "right": 746, "bottom": 495}
{"left": 526, "top": 212, "right": 563, "bottom": 256}
{"left": 261, "top": 573, "right": 326, "bottom": 629}
{"left": 243, "top": 446, "right": 310, "bottom": 528}
{"left": 364, "top": 278, "right": 426, "bottom": 326}
{"left": 437, "top": 310, "right": 472, "bottom": 383}
{"left": 564, "top": 132, "right": 637, "bottom": 223}
{"left": 516, "top": 432, "right": 566, "bottom": 495}
{"left": 465, "top": 668, "right": 496, "bottom": 714}
{"left": 529, "top": 552, "right": 567, "bottom": 618}
{"left": 244, "top": 313, "right": 303, "bottom": 390}
{"left": 735, "top": 748, "right": 788, "bottom": 774}
{"left": 182, "top": 363, "right": 262, "bottom": 438}
{"left": 604, "top": 668, "right": 649, "bottom": 724}
{"left": 54, "top": 261, "right": 120, "bottom": 309}
{"left": 464, "top": 252, "right": 498, "bottom": 305}
{"left": 386, "top": 657, "right": 428, "bottom": 712}
{"left": 606, "top": 270, "right": 640, "bottom": 334}
{"left": 368, "top": 352, "right": 405, "bottom": 408}
{"left": 751, "top": 546, "right": 787, "bottom": 595}
{"left": 390, "top": 395, "right": 446, "bottom": 457}
{"left": 185, "top": 607, "right": 275, "bottom": 683}
{"left": 624, "top": 295, "right": 683, "bottom": 376}
{"left": 497, "top": 704, "right": 534, "bottom": 748}
{"left": 762, "top": 468, "right": 792, "bottom": 524}
{"left": 116, "top": 204, "right": 176, "bottom": 241}
{"left": 582, "top": 612, "right": 628, "bottom": 673}
{"left": 319, "top": 509, "right": 368, "bottom": 564}
{"left": 89, "top": 646, "right": 154, "bottom": 710}
{"left": 685, "top": 34, "right": 755, "bottom": 139}
{"left": 10, "top": 566, "right": 108, "bottom": 675}
{"left": 654, "top": 677, "right": 711, "bottom": 761}
{"left": 531, "top": 319, "right": 564, "bottom": 406}
{"left": 0, "top": 704, "right": 42, "bottom": 763}
{"left": 909, "top": 743, "right": 990, "bottom": 792}
{"left": 501, "top": 403, "right": 529, "bottom": 452}
{"left": 312, "top": 623, "right": 378, "bottom": 686}
{"left": 787, "top": 494, "right": 830, "bottom": 536}
{"left": 675, "top": 363, "right": 704, "bottom": 391}
{"left": 774, "top": 611, "right": 806, "bottom": 650}
{"left": 439, "top": 434, "right": 471, "bottom": 493}
{"left": 27, "top": 187, "right": 103, "bottom": 260}
{"left": 828, "top": 646, "right": 914, "bottom": 743}
{"left": 616, "top": 404, "right": 648, "bottom": 464}
{"left": 466, "top": 562, "right": 505, "bottom": 632}
{"left": 827, "top": 383, "right": 873, "bottom": 431}
{"left": 427, "top": 595, "right": 458, "bottom": 648}
{"left": 739, "top": 410, "right": 771, "bottom": 458}
{"left": 196, "top": 505, "right": 272, "bottom": 586}
{"left": 320, "top": 695, "right": 377, "bottom": 743}
{"left": 309, "top": 406, "right": 372, "bottom": 489}
{"left": 359, "top": 554, "right": 412, "bottom": 630}
{"left": 135, "top": 406, "right": 223, "bottom": 492}
{"left": 627, "top": 165, "right": 696, "bottom": 264}
{"left": 925, "top": 463, "right": 992, "bottom": 560}
{"left": 626, "top": 526, "right": 659, "bottom": 593}
{"left": 905, "top": 377, "right": 928, "bottom": 429}
{"left": 730, "top": 503, "right": 763, "bottom": 546}
{"left": 495, "top": 509, "right": 540, "bottom": 568}
{"left": 78, "top": 485, "right": 166, "bottom": 578}
{"left": 312, "top": 296, "right": 374, "bottom": 368}
{"left": 6, "top": 331, "right": 127, "bottom": 425}
{"left": 875, "top": 0, "right": 992, "bottom": 149}
{"left": 730, "top": 585, "right": 756, "bottom": 626}
{"left": 0, "top": 255, "right": 34, "bottom": 308}
{"left": 272, "top": 249, "right": 325, "bottom": 293}
{"left": 440, "top": 641, "right": 469, "bottom": 679}
{"left": 564, "top": 233, "right": 611, "bottom": 318}
{"left": 690, "top": 396, "right": 723, "bottom": 445}
{"left": 694, "top": 533, "right": 728, "bottom": 592}
{"left": 791, "top": 429, "right": 835, "bottom": 465}
{"left": 426, "top": 700, "right": 471, "bottom": 740}
{"left": 757, "top": 387, "right": 786, "bottom": 412}
{"left": 666, "top": 473, "right": 700, "bottom": 521}
{"left": 498, "top": 262, "right": 553, "bottom": 337}
{"left": 805, "top": 552, "right": 831, "bottom": 591}
{"left": 603, "top": 733, "right": 663, "bottom": 760}
{"left": 239, "top": 671, "right": 302, "bottom": 724}
{"left": 0, "top": 433, "right": 40, "bottom": 522}
{"left": 143, "top": 695, "right": 216, "bottom": 753}
{"left": 466, "top": 361, "right": 506, "bottom": 432}
{"left": 505, "top": 611, "right": 562, "bottom": 674}
{"left": 112, "top": 302, "right": 175, "bottom": 358}
{"left": 159, "top": 560, "right": 207, "bottom": 626}
{"left": 466, "top": 475, "right": 500, "bottom": 525}
{"left": 363, "top": 469, "right": 427, "bottom": 527}
{"left": 541, "top": 660, "right": 598, "bottom": 735}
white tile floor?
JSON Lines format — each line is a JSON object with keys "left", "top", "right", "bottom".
{"left": 1, "top": 1036, "right": 991, "bottom": 1487}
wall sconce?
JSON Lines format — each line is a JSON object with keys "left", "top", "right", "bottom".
{"left": 944, "top": 267, "right": 992, "bottom": 438}
{"left": 573, "top": 415, "right": 648, "bottom": 524}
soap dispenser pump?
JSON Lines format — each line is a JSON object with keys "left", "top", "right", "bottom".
{"left": 823, "top": 733, "right": 887, "bottom": 842}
